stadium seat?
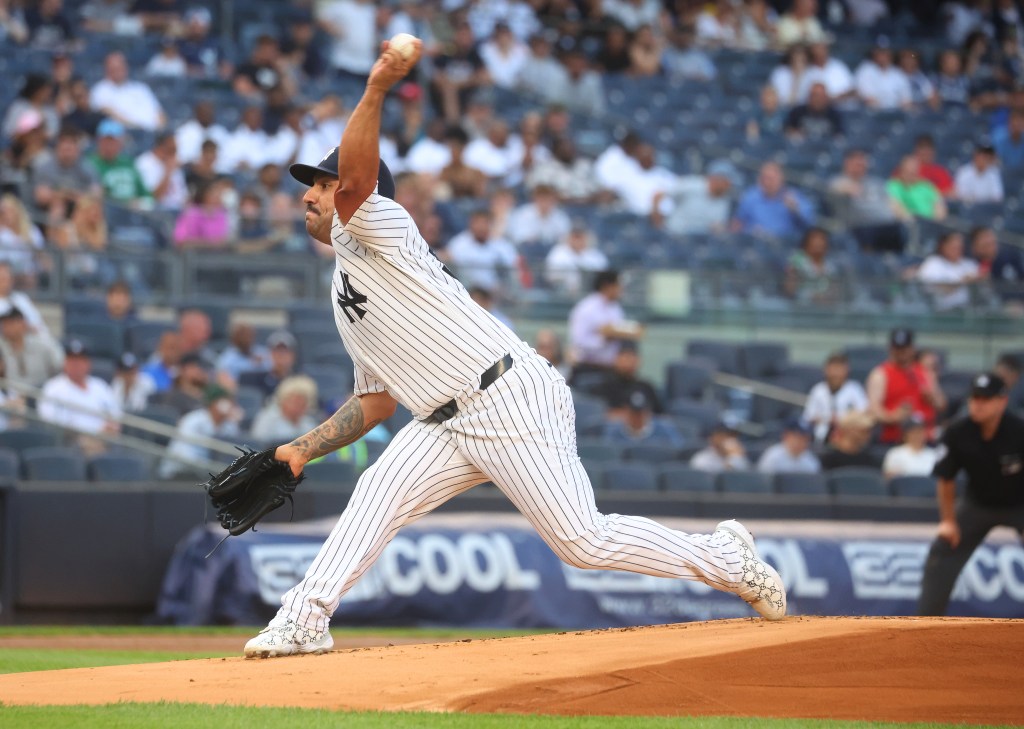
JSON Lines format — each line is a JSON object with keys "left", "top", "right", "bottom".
{"left": 88, "top": 453, "right": 150, "bottom": 482}
{"left": 235, "top": 386, "right": 266, "bottom": 423}
{"left": 303, "top": 460, "right": 357, "bottom": 484}
{"left": 717, "top": 471, "right": 773, "bottom": 494}
{"left": 22, "top": 447, "right": 87, "bottom": 481}
{"left": 303, "top": 364, "right": 355, "bottom": 404}
{"left": 739, "top": 342, "right": 790, "bottom": 380}
{"left": 889, "top": 475, "right": 936, "bottom": 498}
{"left": 90, "top": 357, "right": 117, "bottom": 383}
{"left": 665, "top": 360, "right": 714, "bottom": 400}
{"left": 364, "top": 439, "right": 388, "bottom": 466}
{"left": 685, "top": 339, "right": 741, "bottom": 374}
{"left": 572, "top": 394, "right": 607, "bottom": 428}
{"left": 622, "top": 443, "right": 685, "bottom": 463}
{"left": 601, "top": 463, "right": 658, "bottom": 491}
{"left": 0, "top": 447, "right": 18, "bottom": 481}
{"left": 385, "top": 406, "right": 413, "bottom": 435}
{"left": 828, "top": 467, "right": 888, "bottom": 496}
{"left": 658, "top": 465, "right": 717, "bottom": 493}
{"left": 124, "top": 404, "right": 181, "bottom": 446}
{"left": 577, "top": 438, "right": 625, "bottom": 462}
{"left": 0, "top": 427, "right": 59, "bottom": 453}
{"left": 774, "top": 472, "right": 829, "bottom": 495}
{"left": 666, "top": 399, "right": 722, "bottom": 434}
{"left": 125, "top": 321, "right": 175, "bottom": 357}
{"left": 65, "top": 320, "right": 124, "bottom": 360}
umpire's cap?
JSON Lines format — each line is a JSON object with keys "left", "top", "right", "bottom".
{"left": 289, "top": 146, "right": 396, "bottom": 200}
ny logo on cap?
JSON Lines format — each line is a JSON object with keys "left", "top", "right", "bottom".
{"left": 320, "top": 149, "right": 334, "bottom": 165}
{"left": 977, "top": 375, "right": 990, "bottom": 388}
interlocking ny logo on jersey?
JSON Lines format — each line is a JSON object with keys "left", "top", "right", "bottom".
{"left": 336, "top": 272, "right": 368, "bottom": 323}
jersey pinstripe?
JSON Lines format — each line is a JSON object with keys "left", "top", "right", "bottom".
{"left": 330, "top": 193, "right": 525, "bottom": 419}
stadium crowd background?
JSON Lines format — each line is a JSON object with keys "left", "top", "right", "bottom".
{"left": 0, "top": 0, "right": 1022, "bottom": 498}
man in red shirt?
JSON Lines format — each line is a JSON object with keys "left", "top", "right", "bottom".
{"left": 911, "top": 134, "right": 954, "bottom": 197}
{"left": 867, "top": 328, "right": 947, "bottom": 444}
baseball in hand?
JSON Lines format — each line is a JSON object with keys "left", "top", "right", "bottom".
{"left": 389, "top": 33, "right": 419, "bottom": 60}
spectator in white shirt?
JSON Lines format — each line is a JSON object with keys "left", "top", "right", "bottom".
{"left": 89, "top": 50, "right": 166, "bottom": 131}
{"left": 464, "top": 120, "right": 523, "bottom": 185}
{"left": 251, "top": 375, "right": 319, "bottom": 443}
{"left": 882, "top": 414, "right": 939, "bottom": 478}
{"left": 480, "top": 23, "right": 528, "bottom": 89}
{"left": 690, "top": 423, "right": 751, "bottom": 472}
{"left": 757, "top": 419, "right": 821, "bottom": 474}
{"left": 695, "top": 1, "right": 739, "bottom": 48}
{"left": 603, "top": 0, "right": 662, "bottom": 31}
{"left": 111, "top": 352, "right": 157, "bottom": 412}
{"left": 545, "top": 223, "right": 609, "bottom": 297}
{"left": 144, "top": 39, "right": 187, "bottom": 77}
{"left": 135, "top": 132, "right": 188, "bottom": 210}
{"left": 568, "top": 269, "right": 642, "bottom": 370}
{"left": 159, "top": 385, "right": 242, "bottom": 480}
{"left": 855, "top": 41, "right": 912, "bottom": 109}
{"left": 175, "top": 100, "right": 230, "bottom": 166}
{"left": 619, "top": 142, "right": 678, "bottom": 217}
{"left": 595, "top": 132, "right": 643, "bottom": 198}
{"left": 776, "top": 0, "right": 828, "bottom": 47}
{"left": 316, "top": 0, "right": 377, "bottom": 78}
{"left": 954, "top": 143, "right": 1004, "bottom": 204}
{"left": 38, "top": 338, "right": 121, "bottom": 455}
{"left": 0, "top": 262, "right": 49, "bottom": 336}
{"left": 448, "top": 209, "right": 519, "bottom": 293}
{"left": 802, "top": 352, "right": 869, "bottom": 443}
{"left": 916, "top": 231, "right": 982, "bottom": 310}
{"left": 517, "top": 34, "right": 567, "bottom": 104}
{"left": 405, "top": 119, "right": 452, "bottom": 176}
{"left": 219, "top": 106, "right": 270, "bottom": 173}
{"left": 770, "top": 45, "right": 814, "bottom": 107}
{"left": 506, "top": 184, "right": 572, "bottom": 249}
{"left": 806, "top": 42, "right": 855, "bottom": 103}
{"left": 657, "top": 160, "right": 736, "bottom": 235}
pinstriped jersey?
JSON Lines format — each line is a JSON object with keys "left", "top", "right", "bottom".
{"left": 330, "top": 193, "right": 526, "bottom": 419}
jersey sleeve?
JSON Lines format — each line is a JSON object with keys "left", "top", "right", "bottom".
{"left": 342, "top": 193, "right": 416, "bottom": 254}
{"left": 353, "top": 362, "right": 388, "bottom": 397}
{"left": 932, "top": 425, "right": 962, "bottom": 480}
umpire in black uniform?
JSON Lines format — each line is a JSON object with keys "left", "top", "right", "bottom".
{"left": 918, "top": 372, "right": 1024, "bottom": 615}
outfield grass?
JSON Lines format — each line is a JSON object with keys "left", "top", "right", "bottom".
{"left": 0, "top": 648, "right": 232, "bottom": 674}
{"left": 0, "top": 705, "right": 1012, "bottom": 729}
{"left": 0, "top": 625, "right": 548, "bottom": 639}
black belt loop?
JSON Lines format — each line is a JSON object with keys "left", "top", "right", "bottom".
{"left": 431, "top": 354, "right": 513, "bottom": 422}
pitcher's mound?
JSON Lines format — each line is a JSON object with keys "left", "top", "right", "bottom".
{"left": 0, "top": 617, "right": 1020, "bottom": 724}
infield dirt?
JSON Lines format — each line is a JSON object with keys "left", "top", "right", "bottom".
{"left": 0, "top": 616, "right": 1020, "bottom": 724}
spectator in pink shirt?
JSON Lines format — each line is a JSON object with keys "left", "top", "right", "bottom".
{"left": 173, "top": 180, "right": 229, "bottom": 248}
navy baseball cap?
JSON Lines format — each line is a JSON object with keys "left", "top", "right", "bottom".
{"left": 890, "top": 327, "right": 914, "bottom": 348}
{"left": 289, "top": 147, "right": 396, "bottom": 200}
{"left": 970, "top": 372, "right": 1008, "bottom": 399}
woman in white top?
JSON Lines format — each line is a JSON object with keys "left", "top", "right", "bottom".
{"left": 251, "top": 375, "right": 320, "bottom": 443}
{"left": 802, "top": 352, "right": 869, "bottom": 443}
{"left": 916, "top": 231, "right": 982, "bottom": 311}
{"left": 882, "top": 415, "right": 939, "bottom": 478}
{"left": 770, "top": 45, "right": 813, "bottom": 107}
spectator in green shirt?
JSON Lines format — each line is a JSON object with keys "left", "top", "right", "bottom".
{"left": 886, "top": 155, "right": 947, "bottom": 220}
{"left": 86, "top": 119, "right": 151, "bottom": 207}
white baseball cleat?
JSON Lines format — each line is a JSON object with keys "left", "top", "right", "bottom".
{"left": 243, "top": 619, "right": 334, "bottom": 658}
{"left": 715, "top": 519, "right": 787, "bottom": 621}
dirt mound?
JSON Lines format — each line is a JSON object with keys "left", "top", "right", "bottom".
{"left": 0, "top": 617, "right": 1020, "bottom": 724}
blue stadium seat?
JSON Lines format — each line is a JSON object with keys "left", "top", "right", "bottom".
{"left": 828, "top": 467, "right": 888, "bottom": 496}
{"left": 0, "top": 447, "right": 18, "bottom": 482}
{"left": 665, "top": 360, "right": 713, "bottom": 400}
{"left": 125, "top": 321, "right": 175, "bottom": 358}
{"left": 303, "top": 460, "right": 357, "bottom": 484}
{"left": 658, "top": 465, "right": 717, "bottom": 493}
{"left": 88, "top": 453, "right": 150, "bottom": 482}
{"left": 739, "top": 342, "right": 789, "bottom": 380}
{"left": 65, "top": 320, "right": 124, "bottom": 360}
{"left": 0, "top": 427, "right": 59, "bottom": 453}
{"left": 577, "top": 438, "right": 625, "bottom": 462}
{"left": 666, "top": 399, "right": 722, "bottom": 434}
{"left": 364, "top": 439, "right": 388, "bottom": 466}
{"left": 889, "top": 475, "right": 935, "bottom": 498}
{"left": 717, "top": 471, "right": 773, "bottom": 494}
{"left": 622, "top": 443, "right": 684, "bottom": 463}
{"left": 685, "top": 339, "right": 740, "bottom": 374}
{"left": 774, "top": 472, "right": 829, "bottom": 495}
{"left": 235, "top": 386, "right": 266, "bottom": 423}
{"left": 22, "top": 447, "right": 87, "bottom": 481}
{"left": 601, "top": 463, "right": 658, "bottom": 491}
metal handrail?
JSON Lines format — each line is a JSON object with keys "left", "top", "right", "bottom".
{"left": 0, "top": 376, "right": 240, "bottom": 457}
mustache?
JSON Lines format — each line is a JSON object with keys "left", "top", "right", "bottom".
{"left": 306, "top": 204, "right": 321, "bottom": 215}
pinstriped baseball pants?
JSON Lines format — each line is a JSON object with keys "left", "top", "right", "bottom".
{"left": 277, "top": 352, "right": 747, "bottom": 631}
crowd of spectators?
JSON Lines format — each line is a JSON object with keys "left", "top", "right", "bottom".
{"left": 0, "top": 1, "right": 1023, "bottom": 484}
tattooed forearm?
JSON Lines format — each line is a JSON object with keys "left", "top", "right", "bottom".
{"left": 288, "top": 397, "right": 381, "bottom": 461}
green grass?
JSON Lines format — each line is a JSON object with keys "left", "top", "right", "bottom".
{"left": 0, "top": 648, "right": 230, "bottom": 674}
{"left": 0, "top": 625, "right": 548, "bottom": 639}
{"left": 0, "top": 705, "right": 1012, "bottom": 729}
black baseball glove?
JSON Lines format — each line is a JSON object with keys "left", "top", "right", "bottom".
{"left": 202, "top": 447, "right": 305, "bottom": 537}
